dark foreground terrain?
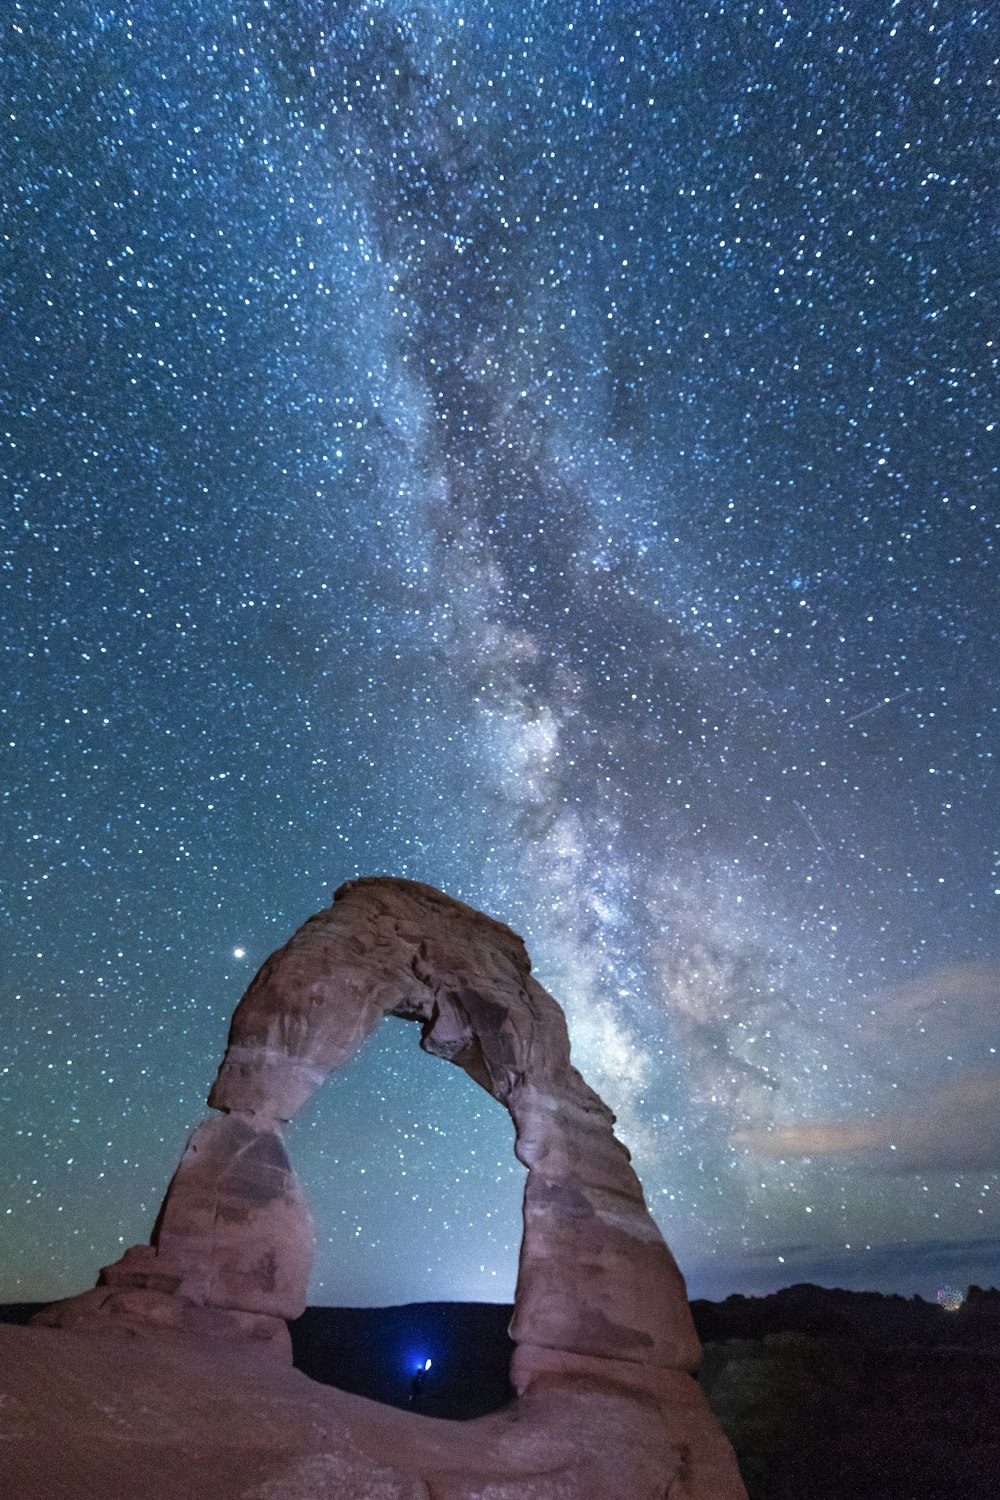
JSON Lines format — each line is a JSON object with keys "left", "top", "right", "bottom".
{"left": 5, "top": 1285, "right": 999, "bottom": 1499}
{"left": 694, "top": 1285, "right": 1000, "bottom": 1500}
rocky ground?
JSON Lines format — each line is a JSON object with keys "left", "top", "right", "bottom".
{"left": 4, "top": 1287, "right": 998, "bottom": 1498}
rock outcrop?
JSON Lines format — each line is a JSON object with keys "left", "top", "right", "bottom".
{"left": 35, "top": 877, "right": 747, "bottom": 1498}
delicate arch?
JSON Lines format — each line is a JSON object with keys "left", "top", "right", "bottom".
{"left": 39, "top": 878, "right": 700, "bottom": 1384}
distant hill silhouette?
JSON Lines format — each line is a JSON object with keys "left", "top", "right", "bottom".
{"left": 692, "top": 1280, "right": 1000, "bottom": 1347}
{"left": 0, "top": 1303, "right": 42, "bottom": 1326}
{"left": 8, "top": 1283, "right": 1000, "bottom": 1403}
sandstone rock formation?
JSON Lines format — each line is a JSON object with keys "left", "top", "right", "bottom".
{"left": 34, "top": 877, "right": 747, "bottom": 1498}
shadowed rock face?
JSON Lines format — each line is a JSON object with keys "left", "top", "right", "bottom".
{"left": 35, "top": 877, "right": 747, "bottom": 1498}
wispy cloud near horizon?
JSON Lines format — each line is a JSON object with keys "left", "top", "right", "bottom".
{"left": 733, "top": 1068, "right": 1000, "bottom": 1174}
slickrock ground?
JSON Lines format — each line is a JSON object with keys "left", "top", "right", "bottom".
{"left": 0, "top": 1322, "right": 737, "bottom": 1500}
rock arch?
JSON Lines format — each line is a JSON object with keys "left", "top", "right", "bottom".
{"left": 37, "top": 878, "right": 747, "bottom": 1497}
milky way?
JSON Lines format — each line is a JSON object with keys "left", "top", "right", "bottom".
{"left": 3, "top": 0, "right": 998, "bottom": 1306}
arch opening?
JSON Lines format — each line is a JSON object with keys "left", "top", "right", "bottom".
{"left": 283, "top": 1012, "right": 525, "bottom": 1418}
{"left": 287, "top": 1015, "right": 527, "bottom": 1310}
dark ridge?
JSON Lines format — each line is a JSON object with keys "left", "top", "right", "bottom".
{"left": 288, "top": 1301, "right": 516, "bottom": 1419}
{"left": 691, "top": 1281, "right": 1000, "bottom": 1347}
{"left": 0, "top": 1303, "right": 45, "bottom": 1325}
{"left": 286, "top": 1283, "right": 1000, "bottom": 1410}
{"left": 10, "top": 1282, "right": 1000, "bottom": 1355}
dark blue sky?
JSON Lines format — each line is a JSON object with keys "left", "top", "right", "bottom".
{"left": 3, "top": 0, "right": 998, "bottom": 1306}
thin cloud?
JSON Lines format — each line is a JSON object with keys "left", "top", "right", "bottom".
{"left": 734, "top": 1069, "right": 1000, "bottom": 1173}
{"left": 865, "top": 962, "right": 1000, "bottom": 1062}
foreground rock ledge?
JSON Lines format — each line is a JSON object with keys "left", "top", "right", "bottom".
{"left": 33, "top": 876, "right": 747, "bottom": 1499}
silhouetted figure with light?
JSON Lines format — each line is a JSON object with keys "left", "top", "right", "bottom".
{"left": 409, "top": 1356, "right": 432, "bottom": 1409}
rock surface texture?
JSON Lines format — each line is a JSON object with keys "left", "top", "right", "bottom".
{"left": 33, "top": 877, "right": 747, "bottom": 1498}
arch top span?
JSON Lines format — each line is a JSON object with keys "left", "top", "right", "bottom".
{"left": 208, "top": 876, "right": 558, "bottom": 1122}
{"left": 36, "top": 877, "right": 701, "bottom": 1386}
{"left": 209, "top": 878, "right": 603, "bottom": 1130}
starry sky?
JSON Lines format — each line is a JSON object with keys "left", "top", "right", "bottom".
{"left": 3, "top": 0, "right": 998, "bottom": 1309}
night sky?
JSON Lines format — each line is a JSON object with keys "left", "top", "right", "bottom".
{"left": 3, "top": 1, "right": 998, "bottom": 1310}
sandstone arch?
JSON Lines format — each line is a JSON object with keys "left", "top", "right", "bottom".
{"left": 37, "top": 877, "right": 747, "bottom": 1498}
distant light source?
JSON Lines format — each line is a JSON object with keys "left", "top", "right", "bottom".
{"left": 423, "top": 1357, "right": 432, "bottom": 1371}
{"left": 233, "top": 947, "right": 246, "bottom": 959}
{"left": 936, "top": 1285, "right": 964, "bottom": 1312}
